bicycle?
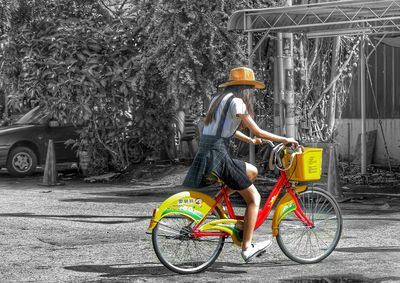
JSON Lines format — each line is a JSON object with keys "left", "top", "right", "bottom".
{"left": 147, "top": 141, "right": 343, "bottom": 274}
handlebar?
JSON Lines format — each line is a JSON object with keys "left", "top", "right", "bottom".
{"left": 262, "top": 139, "right": 301, "bottom": 153}
{"left": 262, "top": 139, "right": 302, "bottom": 171}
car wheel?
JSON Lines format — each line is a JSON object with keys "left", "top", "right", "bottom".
{"left": 127, "top": 140, "right": 146, "bottom": 164}
{"left": 7, "top": 146, "right": 38, "bottom": 177}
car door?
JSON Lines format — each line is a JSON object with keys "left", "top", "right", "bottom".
{"left": 46, "top": 123, "right": 79, "bottom": 162}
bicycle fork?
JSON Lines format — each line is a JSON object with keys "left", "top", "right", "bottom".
{"left": 271, "top": 185, "right": 314, "bottom": 237}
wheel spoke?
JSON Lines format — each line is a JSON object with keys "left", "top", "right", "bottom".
{"left": 277, "top": 188, "right": 342, "bottom": 264}
{"left": 152, "top": 211, "right": 225, "bottom": 274}
{"left": 311, "top": 229, "right": 330, "bottom": 250}
{"left": 315, "top": 199, "right": 330, "bottom": 216}
{"left": 314, "top": 215, "right": 337, "bottom": 225}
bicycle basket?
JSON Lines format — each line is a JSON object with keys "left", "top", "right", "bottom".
{"left": 283, "top": 147, "right": 323, "bottom": 181}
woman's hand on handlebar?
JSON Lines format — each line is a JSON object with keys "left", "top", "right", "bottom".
{"left": 282, "top": 137, "right": 299, "bottom": 148}
{"left": 251, "top": 137, "right": 263, "bottom": 145}
{"left": 260, "top": 137, "right": 299, "bottom": 149}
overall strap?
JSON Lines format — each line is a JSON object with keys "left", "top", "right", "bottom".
{"left": 215, "top": 95, "right": 234, "bottom": 137}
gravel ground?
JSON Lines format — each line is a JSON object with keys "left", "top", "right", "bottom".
{"left": 1, "top": 165, "right": 400, "bottom": 282}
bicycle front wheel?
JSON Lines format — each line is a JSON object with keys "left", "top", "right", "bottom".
{"left": 276, "top": 187, "right": 342, "bottom": 264}
{"left": 152, "top": 209, "right": 225, "bottom": 274}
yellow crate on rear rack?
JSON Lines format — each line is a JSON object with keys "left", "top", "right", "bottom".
{"left": 283, "top": 147, "right": 323, "bottom": 181}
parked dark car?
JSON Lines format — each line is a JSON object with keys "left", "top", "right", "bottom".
{"left": 0, "top": 106, "right": 79, "bottom": 177}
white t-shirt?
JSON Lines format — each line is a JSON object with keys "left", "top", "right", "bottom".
{"left": 202, "top": 93, "right": 248, "bottom": 138}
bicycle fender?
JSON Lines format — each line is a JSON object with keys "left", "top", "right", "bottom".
{"left": 271, "top": 185, "right": 308, "bottom": 237}
{"left": 147, "top": 191, "right": 226, "bottom": 231}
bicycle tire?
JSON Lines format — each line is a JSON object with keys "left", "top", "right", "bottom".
{"left": 152, "top": 207, "right": 225, "bottom": 274}
{"left": 276, "top": 186, "right": 342, "bottom": 264}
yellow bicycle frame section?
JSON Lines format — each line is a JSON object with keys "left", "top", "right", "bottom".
{"left": 271, "top": 185, "right": 308, "bottom": 237}
{"left": 148, "top": 185, "right": 308, "bottom": 247}
{"left": 199, "top": 218, "right": 244, "bottom": 246}
{"left": 147, "top": 191, "right": 227, "bottom": 231}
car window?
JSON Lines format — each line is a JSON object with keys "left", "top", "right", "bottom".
{"left": 16, "top": 107, "right": 49, "bottom": 125}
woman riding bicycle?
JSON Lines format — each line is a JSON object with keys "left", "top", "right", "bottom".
{"left": 183, "top": 66, "right": 299, "bottom": 263}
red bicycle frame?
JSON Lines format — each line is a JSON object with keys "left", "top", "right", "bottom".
{"left": 193, "top": 171, "right": 314, "bottom": 238}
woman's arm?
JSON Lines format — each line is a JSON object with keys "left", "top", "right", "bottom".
{"left": 238, "top": 114, "right": 298, "bottom": 146}
{"left": 234, "top": 130, "right": 262, "bottom": 145}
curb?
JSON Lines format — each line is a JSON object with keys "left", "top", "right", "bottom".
{"left": 343, "top": 192, "right": 400, "bottom": 198}
{"left": 338, "top": 202, "right": 391, "bottom": 211}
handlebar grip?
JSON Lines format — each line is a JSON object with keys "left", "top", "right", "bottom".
{"left": 272, "top": 143, "right": 303, "bottom": 171}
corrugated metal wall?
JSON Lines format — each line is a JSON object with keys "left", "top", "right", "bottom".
{"left": 342, "top": 42, "right": 400, "bottom": 119}
{"left": 336, "top": 119, "right": 400, "bottom": 165}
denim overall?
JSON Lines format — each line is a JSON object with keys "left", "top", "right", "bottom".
{"left": 183, "top": 95, "right": 251, "bottom": 190}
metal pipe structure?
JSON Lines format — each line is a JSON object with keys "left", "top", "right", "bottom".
{"left": 277, "top": 33, "right": 286, "bottom": 136}
{"left": 360, "top": 34, "right": 367, "bottom": 175}
{"left": 247, "top": 19, "right": 256, "bottom": 164}
{"left": 227, "top": 0, "right": 400, "bottom": 176}
{"left": 282, "top": 31, "right": 296, "bottom": 138}
{"left": 273, "top": 52, "right": 281, "bottom": 135}
{"left": 275, "top": 0, "right": 295, "bottom": 139}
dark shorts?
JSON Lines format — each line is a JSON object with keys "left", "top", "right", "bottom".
{"left": 217, "top": 158, "right": 252, "bottom": 191}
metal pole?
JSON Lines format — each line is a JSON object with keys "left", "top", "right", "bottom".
{"left": 283, "top": 31, "right": 295, "bottom": 138}
{"left": 328, "top": 36, "right": 341, "bottom": 135}
{"left": 276, "top": 0, "right": 295, "bottom": 139}
{"left": 277, "top": 33, "right": 286, "bottom": 136}
{"left": 247, "top": 22, "right": 255, "bottom": 164}
{"left": 360, "top": 34, "right": 367, "bottom": 175}
{"left": 273, "top": 54, "right": 281, "bottom": 135}
{"left": 284, "top": 0, "right": 295, "bottom": 138}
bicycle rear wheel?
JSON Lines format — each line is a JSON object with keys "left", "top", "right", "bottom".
{"left": 276, "top": 187, "right": 342, "bottom": 264}
{"left": 152, "top": 209, "right": 225, "bottom": 274}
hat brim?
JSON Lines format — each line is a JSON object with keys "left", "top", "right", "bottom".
{"left": 218, "top": 80, "right": 266, "bottom": 90}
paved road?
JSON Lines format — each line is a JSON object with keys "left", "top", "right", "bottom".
{"left": 1, "top": 173, "right": 400, "bottom": 282}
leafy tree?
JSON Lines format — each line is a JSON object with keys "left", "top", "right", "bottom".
{"left": 0, "top": 0, "right": 145, "bottom": 172}
{"left": 0, "top": 0, "right": 277, "bottom": 174}
{"left": 134, "top": 0, "right": 276, "bottom": 114}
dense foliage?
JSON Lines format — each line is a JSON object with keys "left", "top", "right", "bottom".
{"left": 0, "top": 0, "right": 276, "bottom": 173}
{"left": 1, "top": 0, "right": 145, "bottom": 172}
{"left": 0, "top": 0, "right": 361, "bottom": 174}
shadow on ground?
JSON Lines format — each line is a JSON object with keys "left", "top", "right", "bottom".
{"left": 0, "top": 212, "right": 150, "bottom": 225}
{"left": 335, "top": 246, "right": 400, "bottom": 253}
{"left": 63, "top": 260, "right": 303, "bottom": 279}
{"left": 279, "top": 273, "right": 400, "bottom": 283}
{"left": 64, "top": 263, "right": 176, "bottom": 278}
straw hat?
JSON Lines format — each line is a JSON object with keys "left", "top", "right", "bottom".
{"left": 219, "top": 67, "right": 265, "bottom": 89}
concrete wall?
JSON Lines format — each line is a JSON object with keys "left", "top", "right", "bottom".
{"left": 335, "top": 119, "right": 400, "bottom": 165}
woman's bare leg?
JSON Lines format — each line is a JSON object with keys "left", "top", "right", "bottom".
{"left": 245, "top": 162, "right": 258, "bottom": 181}
{"left": 224, "top": 162, "right": 261, "bottom": 250}
{"left": 237, "top": 185, "right": 261, "bottom": 250}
